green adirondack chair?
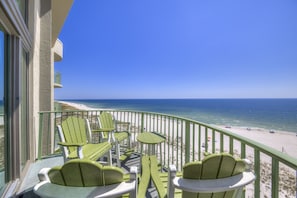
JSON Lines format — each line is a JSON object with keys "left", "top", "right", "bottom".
{"left": 57, "top": 116, "right": 112, "bottom": 165}
{"left": 33, "top": 159, "right": 138, "bottom": 198}
{"left": 96, "top": 112, "right": 131, "bottom": 167}
{"left": 167, "top": 153, "right": 256, "bottom": 198}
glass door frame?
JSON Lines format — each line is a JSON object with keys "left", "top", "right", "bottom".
{"left": 0, "top": 0, "right": 32, "bottom": 196}
{"left": 0, "top": 25, "right": 7, "bottom": 196}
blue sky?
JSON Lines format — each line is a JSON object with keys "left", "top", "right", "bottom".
{"left": 55, "top": 0, "right": 297, "bottom": 99}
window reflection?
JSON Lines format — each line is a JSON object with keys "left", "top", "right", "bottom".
{"left": 20, "top": 49, "right": 29, "bottom": 169}
{"left": 15, "top": 0, "right": 28, "bottom": 25}
{"left": 0, "top": 29, "right": 5, "bottom": 194}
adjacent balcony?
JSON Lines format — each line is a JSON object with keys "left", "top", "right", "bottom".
{"left": 53, "top": 39, "right": 63, "bottom": 62}
{"left": 54, "top": 72, "right": 62, "bottom": 88}
{"left": 18, "top": 109, "right": 297, "bottom": 197}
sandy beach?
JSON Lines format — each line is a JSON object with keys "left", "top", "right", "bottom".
{"left": 216, "top": 125, "right": 297, "bottom": 159}
{"left": 58, "top": 101, "right": 97, "bottom": 111}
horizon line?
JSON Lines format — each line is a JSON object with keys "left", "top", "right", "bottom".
{"left": 55, "top": 97, "right": 297, "bottom": 100}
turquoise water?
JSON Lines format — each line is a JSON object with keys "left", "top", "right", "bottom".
{"left": 1, "top": 99, "right": 296, "bottom": 132}
{"left": 63, "top": 99, "right": 297, "bottom": 133}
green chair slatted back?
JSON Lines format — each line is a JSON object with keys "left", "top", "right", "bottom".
{"left": 99, "top": 112, "right": 115, "bottom": 128}
{"left": 182, "top": 153, "right": 246, "bottom": 198}
{"left": 97, "top": 112, "right": 130, "bottom": 167}
{"left": 61, "top": 116, "right": 89, "bottom": 154}
{"left": 98, "top": 112, "right": 115, "bottom": 138}
{"left": 48, "top": 159, "right": 123, "bottom": 187}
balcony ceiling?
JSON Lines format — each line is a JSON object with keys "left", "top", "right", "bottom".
{"left": 52, "top": 0, "right": 74, "bottom": 46}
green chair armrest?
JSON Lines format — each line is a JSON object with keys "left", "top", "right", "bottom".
{"left": 92, "top": 128, "right": 116, "bottom": 133}
{"left": 116, "top": 121, "right": 130, "bottom": 125}
{"left": 58, "top": 142, "right": 84, "bottom": 147}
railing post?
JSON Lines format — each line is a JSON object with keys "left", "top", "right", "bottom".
{"left": 229, "top": 137, "right": 234, "bottom": 155}
{"left": 185, "top": 120, "right": 190, "bottom": 163}
{"left": 212, "top": 129, "right": 215, "bottom": 153}
{"left": 241, "top": 143, "right": 246, "bottom": 159}
{"left": 254, "top": 149, "right": 260, "bottom": 198}
{"left": 271, "top": 158, "right": 279, "bottom": 198}
{"left": 141, "top": 112, "right": 144, "bottom": 133}
{"left": 198, "top": 125, "right": 201, "bottom": 161}
{"left": 295, "top": 169, "right": 297, "bottom": 198}
{"left": 205, "top": 127, "right": 208, "bottom": 153}
{"left": 38, "top": 112, "right": 43, "bottom": 160}
{"left": 220, "top": 133, "right": 224, "bottom": 153}
{"left": 47, "top": 113, "right": 51, "bottom": 154}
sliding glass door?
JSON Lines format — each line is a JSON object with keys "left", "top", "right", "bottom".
{"left": 20, "top": 49, "right": 29, "bottom": 170}
{"left": 0, "top": 1, "right": 31, "bottom": 196}
{"left": 0, "top": 27, "right": 5, "bottom": 194}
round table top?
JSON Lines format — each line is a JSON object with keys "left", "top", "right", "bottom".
{"left": 137, "top": 132, "right": 166, "bottom": 144}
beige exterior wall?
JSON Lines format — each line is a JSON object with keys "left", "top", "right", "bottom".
{"left": 28, "top": 0, "right": 71, "bottom": 159}
{"left": 29, "top": 0, "right": 41, "bottom": 159}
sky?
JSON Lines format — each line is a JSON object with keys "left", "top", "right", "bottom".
{"left": 55, "top": 0, "right": 297, "bottom": 99}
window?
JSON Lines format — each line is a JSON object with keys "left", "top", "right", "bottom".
{"left": 0, "top": 28, "right": 5, "bottom": 195}
{"left": 0, "top": 1, "right": 32, "bottom": 196}
{"left": 15, "top": 0, "right": 28, "bottom": 25}
{"left": 20, "top": 48, "right": 29, "bottom": 169}
{"left": 0, "top": 24, "right": 30, "bottom": 196}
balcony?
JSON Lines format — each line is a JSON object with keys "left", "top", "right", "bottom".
{"left": 54, "top": 72, "right": 63, "bottom": 88}
{"left": 18, "top": 110, "right": 297, "bottom": 197}
{"left": 53, "top": 39, "right": 63, "bottom": 62}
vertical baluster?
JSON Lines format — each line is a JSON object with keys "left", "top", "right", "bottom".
{"left": 205, "top": 127, "right": 208, "bottom": 153}
{"left": 229, "top": 136, "right": 234, "bottom": 155}
{"left": 212, "top": 129, "right": 215, "bottom": 153}
{"left": 254, "top": 149, "right": 260, "bottom": 198}
{"left": 168, "top": 116, "right": 173, "bottom": 166}
{"left": 141, "top": 112, "right": 144, "bottom": 133}
{"left": 181, "top": 120, "right": 184, "bottom": 166}
{"left": 241, "top": 142, "right": 246, "bottom": 159}
{"left": 38, "top": 112, "right": 43, "bottom": 159}
{"left": 220, "top": 133, "right": 224, "bottom": 153}
{"left": 47, "top": 113, "right": 51, "bottom": 155}
{"left": 165, "top": 116, "right": 173, "bottom": 166}
{"left": 192, "top": 124, "right": 196, "bottom": 162}
{"left": 271, "top": 158, "right": 279, "bottom": 198}
{"left": 174, "top": 118, "right": 178, "bottom": 168}
{"left": 198, "top": 124, "right": 201, "bottom": 161}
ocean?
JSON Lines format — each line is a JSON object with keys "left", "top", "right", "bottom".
{"left": 0, "top": 99, "right": 296, "bottom": 132}
{"left": 62, "top": 99, "right": 297, "bottom": 133}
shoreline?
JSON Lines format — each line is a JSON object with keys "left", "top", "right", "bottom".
{"left": 57, "top": 100, "right": 115, "bottom": 111}
{"left": 58, "top": 100, "right": 97, "bottom": 111}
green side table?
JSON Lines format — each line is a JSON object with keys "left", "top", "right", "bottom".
{"left": 137, "top": 132, "right": 166, "bottom": 166}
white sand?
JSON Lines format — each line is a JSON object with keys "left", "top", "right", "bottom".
{"left": 216, "top": 125, "right": 297, "bottom": 159}
{"left": 58, "top": 101, "right": 97, "bottom": 110}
